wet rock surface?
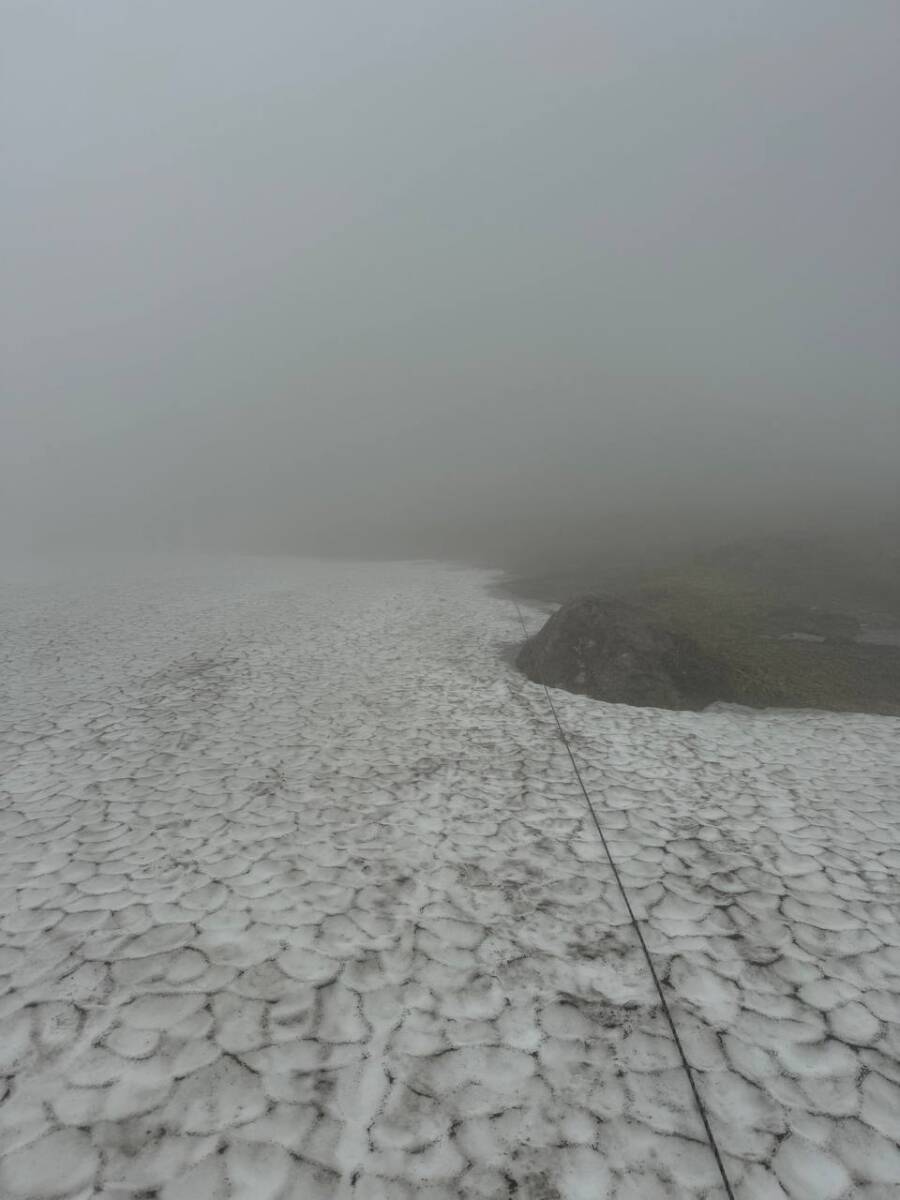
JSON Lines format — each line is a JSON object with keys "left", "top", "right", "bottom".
{"left": 517, "top": 594, "right": 729, "bottom": 710}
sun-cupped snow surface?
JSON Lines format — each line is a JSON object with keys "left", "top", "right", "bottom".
{"left": 1, "top": 555, "right": 898, "bottom": 1200}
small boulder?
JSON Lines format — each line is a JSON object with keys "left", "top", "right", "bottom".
{"left": 517, "top": 595, "right": 729, "bottom": 710}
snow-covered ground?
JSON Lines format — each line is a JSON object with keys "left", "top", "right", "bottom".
{"left": 1, "top": 555, "right": 898, "bottom": 1200}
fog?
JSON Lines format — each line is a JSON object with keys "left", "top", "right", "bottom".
{"left": 3, "top": 1, "right": 898, "bottom": 570}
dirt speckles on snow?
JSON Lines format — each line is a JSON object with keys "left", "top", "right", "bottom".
{"left": 0, "top": 554, "right": 898, "bottom": 1198}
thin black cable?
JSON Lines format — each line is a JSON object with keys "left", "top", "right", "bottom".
{"left": 513, "top": 602, "right": 736, "bottom": 1200}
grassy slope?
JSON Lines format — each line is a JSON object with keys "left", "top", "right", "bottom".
{"left": 501, "top": 530, "right": 900, "bottom": 715}
{"left": 636, "top": 565, "right": 900, "bottom": 714}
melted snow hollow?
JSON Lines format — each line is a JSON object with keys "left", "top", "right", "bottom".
{"left": 1, "top": 555, "right": 898, "bottom": 1200}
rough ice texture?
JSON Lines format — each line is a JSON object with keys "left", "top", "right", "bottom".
{"left": 0, "top": 554, "right": 898, "bottom": 1200}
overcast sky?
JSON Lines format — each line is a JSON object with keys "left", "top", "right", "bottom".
{"left": 3, "top": 1, "right": 898, "bottom": 564}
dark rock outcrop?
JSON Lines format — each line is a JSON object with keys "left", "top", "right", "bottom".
{"left": 517, "top": 595, "right": 730, "bottom": 710}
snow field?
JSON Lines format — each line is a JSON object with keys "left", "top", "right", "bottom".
{"left": 0, "top": 555, "right": 898, "bottom": 1198}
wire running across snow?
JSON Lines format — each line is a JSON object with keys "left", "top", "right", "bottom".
{"left": 513, "top": 602, "right": 737, "bottom": 1200}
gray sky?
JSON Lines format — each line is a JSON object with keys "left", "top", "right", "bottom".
{"left": 3, "top": 0, "right": 898, "bottom": 564}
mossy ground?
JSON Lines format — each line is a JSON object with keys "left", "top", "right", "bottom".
{"left": 501, "top": 540, "right": 900, "bottom": 715}
{"left": 635, "top": 566, "right": 900, "bottom": 714}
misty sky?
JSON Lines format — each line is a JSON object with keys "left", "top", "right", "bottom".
{"left": 3, "top": 1, "right": 898, "bottom": 564}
